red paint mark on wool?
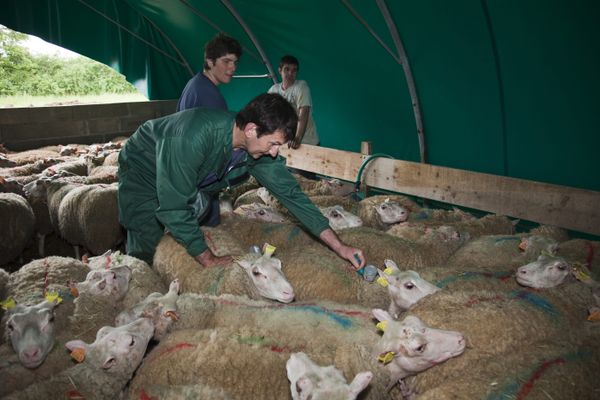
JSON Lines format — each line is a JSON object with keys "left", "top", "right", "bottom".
{"left": 153, "top": 342, "right": 195, "bottom": 360}
{"left": 516, "top": 358, "right": 565, "bottom": 399}
{"left": 66, "top": 390, "right": 85, "bottom": 399}
{"left": 139, "top": 389, "right": 156, "bottom": 400}
{"left": 586, "top": 242, "right": 596, "bottom": 269}
{"left": 270, "top": 344, "right": 304, "bottom": 353}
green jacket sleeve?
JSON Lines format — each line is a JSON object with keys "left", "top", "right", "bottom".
{"left": 249, "top": 155, "right": 330, "bottom": 237}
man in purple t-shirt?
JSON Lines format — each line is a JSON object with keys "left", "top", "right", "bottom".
{"left": 177, "top": 33, "right": 242, "bottom": 112}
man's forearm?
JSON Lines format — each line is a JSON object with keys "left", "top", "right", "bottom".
{"left": 319, "top": 228, "right": 344, "bottom": 253}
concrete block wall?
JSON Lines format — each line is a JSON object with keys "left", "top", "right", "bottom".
{"left": 0, "top": 100, "right": 177, "bottom": 151}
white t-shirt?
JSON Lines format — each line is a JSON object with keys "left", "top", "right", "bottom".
{"left": 268, "top": 80, "right": 319, "bottom": 145}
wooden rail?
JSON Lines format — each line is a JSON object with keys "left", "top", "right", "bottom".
{"left": 280, "top": 145, "right": 600, "bottom": 236}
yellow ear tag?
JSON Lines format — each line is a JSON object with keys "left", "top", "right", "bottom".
{"left": 1, "top": 297, "right": 16, "bottom": 310}
{"left": 70, "top": 348, "right": 86, "bottom": 363}
{"left": 263, "top": 243, "right": 276, "bottom": 257}
{"left": 376, "top": 277, "right": 389, "bottom": 287}
{"left": 45, "top": 291, "right": 63, "bottom": 305}
{"left": 572, "top": 264, "right": 592, "bottom": 282}
{"left": 165, "top": 310, "right": 179, "bottom": 321}
{"left": 587, "top": 309, "right": 600, "bottom": 322}
{"left": 383, "top": 267, "right": 394, "bottom": 275}
{"left": 376, "top": 321, "right": 388, "bottom": 332}
{"left": 378, "top": 351, "right": 395, "bottom": 364}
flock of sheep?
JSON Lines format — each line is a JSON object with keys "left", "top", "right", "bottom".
{"left": 1, "top": 138, "right": 600, "bottom": 399}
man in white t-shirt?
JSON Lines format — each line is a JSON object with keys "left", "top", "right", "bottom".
{"left": 268, "top": 55, "right": 319, "bottom": 149}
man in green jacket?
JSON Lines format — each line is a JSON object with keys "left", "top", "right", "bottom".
{"left": 118, "top": 93, "right": 366, "bottom": 270}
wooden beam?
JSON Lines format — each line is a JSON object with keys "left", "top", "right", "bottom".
{"left": 280, "top": 145, "right": 600, "bottom": 236}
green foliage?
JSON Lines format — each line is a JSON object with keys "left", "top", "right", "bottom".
{"left": 0, "top": 26, "right": 138, "bottom": 96}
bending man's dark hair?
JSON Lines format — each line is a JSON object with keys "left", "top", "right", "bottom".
{"left": 279, "top": 55, "right": 299, "bottom": 69}
{"left": 204, "top": 33, "right": 242, "bottom": 70}
{"left": 236, "top": 93, "right": 297, "bottom": 142}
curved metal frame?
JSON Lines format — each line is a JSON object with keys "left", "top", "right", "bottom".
{"left": 341, "top": 0, "right": 427, "bottom": 163}
{"left": 219, "top": 0, "right": 277, "bottom": 84}
{"left": 76, "top": 0, "right": 191, "bottom": 73}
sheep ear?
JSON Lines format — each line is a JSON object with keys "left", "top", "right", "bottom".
{"left": 383, "top": 259, "right": 399, "bottom": 271}
{"left": 372, "top": 308, "right": 393, "bottom": 323}
{"left": 65, "top": 339, "right": 87, "bottom": 352}
{"left": 349, "top": 371, "right": 373, "bottom": 397}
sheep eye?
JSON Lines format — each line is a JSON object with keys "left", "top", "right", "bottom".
{"left": 252, "top": 269, "right": 262, "bottom": 277}
{"left": 404, "top": 282, "right": 415, "bottom": 290}
{"left": 129, "top": 337, "right": 136, "bottom": 347}
{"left": 111, "top": 272, "right": 117, "bottom": 279}
{"left": 557, "top": 264, "right": 567, "bottom": 271}
{"left": 258, "top": 210, "right": 265, "bottom": 216}
{"left": 7, "top": 322, "right": 14, "bottom": 332}
{"left": 331, "top": 210, "right": 340, "bottom": 218}
{"left": 381, "top": 204, "right": 387, "bottom": 210}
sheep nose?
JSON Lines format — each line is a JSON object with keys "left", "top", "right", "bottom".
{"left": 23, "top": 347, "right": 40, "bottom": 360}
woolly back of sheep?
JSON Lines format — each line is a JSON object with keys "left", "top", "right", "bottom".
{"left": 153, "top": 234, "right": 263, "bottom": 300}
{"left": 0, "top": 193, "right": 35, "bottom": 266}
{"left": 128, "top": 294, "right": 392, "bottom": 399}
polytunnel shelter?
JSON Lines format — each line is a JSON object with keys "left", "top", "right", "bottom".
{"left": 1, "top": 0, "right": 598, "bottom": 226}
{"left": 1, "top": 1, "right": 600, "bottom": 399}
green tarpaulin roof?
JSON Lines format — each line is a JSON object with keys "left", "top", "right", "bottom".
{"left": 2, "top": 0, "right": 599, "bottom": 191}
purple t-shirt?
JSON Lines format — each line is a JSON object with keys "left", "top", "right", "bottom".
{"left": 176, "top": 72, "right": 227, "bottom": 111}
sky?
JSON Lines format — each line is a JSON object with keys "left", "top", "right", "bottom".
{"left": 20, "top": 34, "right": 80, "bottom": 59}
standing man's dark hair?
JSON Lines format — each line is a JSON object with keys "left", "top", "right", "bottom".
{"left": 279, "top": 55, "right": 299, "bottom": 69}
{"left": 204, "top": 33, "right": 242, "bottom": 70}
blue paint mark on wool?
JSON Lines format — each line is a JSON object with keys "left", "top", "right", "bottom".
{"left": 493, "top": 236, "right": 520, "bottom": 243}
{"left": 435, "top": 271, "right": 513, "bottom": 288}
{"left": 509, "top": 290, "right": 559, "bottom": 317}
{"left": 486, "top": 350, "right": 590, "bottom": 400}
{"left": 287, "top": 227, "right": 301, "bottom": 242}
{"left": 292, "top": 305, "right": 353, "bottom": 328}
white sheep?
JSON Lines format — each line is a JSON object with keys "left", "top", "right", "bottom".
{"left": 233, "top": 202, "right": 288, "bottom": 223}
{"left": 57, "top": 182, "right": 124, "bottom": 257}
{"left": 4, "top": 317, "right": 154, "bottom": 400}
{"left": 126, "top": 292, "right": 465, "bottom": 399}
{"left": 0, "top": 257, "right": 89, "bottom": 395}
{"left": 338, "top": 224, "right": 467, "bottom": 269}
{"left": 319, "top": 205, "right": 363, "bottom": 231}
{"left": 357, "top": 195, "right": 415, "bottom": 230}
{"left": 0, "top": 193, "right": 35, "bottom": 267}
{"left": 115, "top": 279, "right": 181, "bottom": 341}
{"left": 153, "top": 233, "right": 295, "bottom": 303}
{"left": 3, "top": 299, "right": 59, "bottom": 369}
{"left": 372, "top": 310, "right": 466, "bottom": 395}
{"left": 294, "top": 175, "right": 355, "bottom": 197}
{"left": 3, "top": 148, "right": 60, "bottom": 166}
{"left": 387, "top": 213, "right": 516, "bottom": 241}
{"left": 398, "top": 280, "right": 598, "bottom": 398}
{"left": 447, "top": 233, "right": 559, "bottom": 271}
{"left": 376, "top": 259, "right": 441, "bottom": 318}
{"left": 126, "top": 293, "right": 388, "bottom": 399}
{"left": 84, "top": 249, "right": 167, "bottom": 310}
{"left": 516, "top": 253, "right": 573, "bottom": 288}
{"left": 286, "top": 352, "right": 373, "bottom": 400}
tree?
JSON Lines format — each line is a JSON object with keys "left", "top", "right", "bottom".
{"left": 0, "top": 25, "right": 139, "bottom": 96}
